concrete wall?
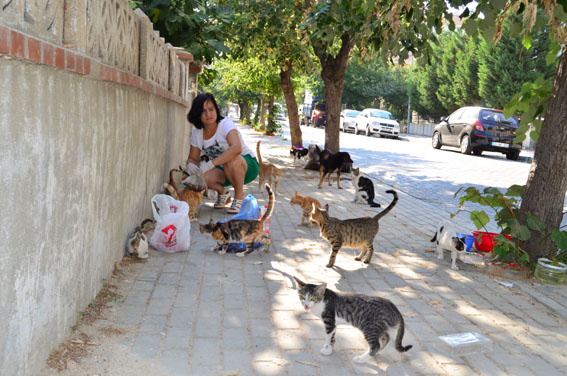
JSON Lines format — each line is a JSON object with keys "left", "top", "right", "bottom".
{"left": 0, "top": 1, "right": 200, "bottom": 374}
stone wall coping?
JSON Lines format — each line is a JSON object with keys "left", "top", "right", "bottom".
{"left": 0, "top": 25, "right": 189, "bottom": 107}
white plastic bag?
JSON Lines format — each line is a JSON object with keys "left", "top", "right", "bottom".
{"left": 149, "top": 194, "right": 191, "bottom": 252}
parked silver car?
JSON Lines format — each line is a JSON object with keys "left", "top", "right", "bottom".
{"left": 354, "top": 108, "right": 400, "bottom": 138}
{"left": 339, "top": 109, "right": 361, "bottom": 133}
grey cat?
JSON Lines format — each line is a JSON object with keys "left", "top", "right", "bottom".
{"left": 311, "top": 190, "right": 398, "bottom": 267}
{"left": 294, "top": 276, "right": 412, "bottom": 363}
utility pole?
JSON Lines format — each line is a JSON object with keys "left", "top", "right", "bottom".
{"left": 406, "top": 53, "right": 414, "bottom": 133}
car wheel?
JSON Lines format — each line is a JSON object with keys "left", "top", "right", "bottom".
{"left": 432, "top": 132, "right": 442, "bottom": 149}
{"left": 460, "top": 134, "right": 472, "bottom": 154}
{"left": 366, "top": 126, "right": 371, "bottom": 137}
{"left": 354, "top": 125, "right": 359, "bottom": 135}
{"left": 472, "top": 149, "right": 483, "bottom": 156}
{"left": 506, "top": 149, "right": 520, "bottom": 160}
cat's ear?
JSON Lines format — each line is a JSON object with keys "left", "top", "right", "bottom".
{"left": 323, "top": 204, "right": 329, "bottom": 211}
{"left": 293, "top": 276, "right": 305, "bottom": 287}
{"left": 209, "top": 219, "right": 215, "bottom": 225}
{"left": 315, "top": 283, "right": 327, "bottom": 296}
{"left": 354, "top": 167, "right": 359, "bottom": 174}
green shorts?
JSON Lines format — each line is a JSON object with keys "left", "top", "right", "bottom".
{"left": 217, "top": 154, "right": 259, "bottom": 187}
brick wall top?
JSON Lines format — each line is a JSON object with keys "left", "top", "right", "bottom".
{"left": 0, "top": 0, "right": 196, "bottom": 99}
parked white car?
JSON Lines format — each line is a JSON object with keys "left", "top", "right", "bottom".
{"left": 354, "top": 108, "right": 400, "bottom": 138}
{"left": 339, "top": 109, "right": 361, "bottom": 133}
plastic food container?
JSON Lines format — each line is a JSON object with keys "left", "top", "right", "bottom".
{"left": 472, "top": 231, "right": 512, "bottom": 252}
{"left": 534, "top": 258, "right": 567, "bottom": 285}
{"left": 438, "top": 332, "right": 493, "bottom": 355}
{"left": 457, "top": 233, "right": 475, "bottom": 252}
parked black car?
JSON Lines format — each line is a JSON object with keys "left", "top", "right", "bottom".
{"left": 431, "top": 106, "right": 522, "bottom": 160}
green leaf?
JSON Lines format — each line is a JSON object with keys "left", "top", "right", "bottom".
{"left": 510, "top": 223, "right": 531, "bottom": 241}
{"left": 551, "top": 229, "right": 567, "bottom": 250}
{"left": 470, "top": 210, "right": 490, "bottom": 229}
{"left": 522, "top": 34, "right": 532, "bottom": 50}
{"left": 526, "top": 215, "right": 546, "bottom": 231}
{"left": 463, "top": 19, "right": 477, "bottom": 37}
{"left": 505, "top": 185, "right": 525, "bottom": 197}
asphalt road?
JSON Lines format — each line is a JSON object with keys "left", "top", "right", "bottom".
{"left": 282, "top": 123, "right": 536, "bottom": 232}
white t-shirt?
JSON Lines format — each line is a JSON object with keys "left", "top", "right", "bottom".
{"left": 190, "top": 118, "right": 255, "bottom": 161}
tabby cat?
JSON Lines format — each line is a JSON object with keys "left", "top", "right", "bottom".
{"left": 125, "top": 226, "right": 149, "bottom": 259}
{"left": 294, "top": 276, "right": 412, "bottom": 363}
{"left": 257, "top": 141, "right": 282, "bottom": 195}
{"left": 352, "top": 167, "right": 381, "bottom": 207}
{"left": 162, "top": 168, "right": 205, "bottom": 221}
{"left": 199, "top": 183, "right": 274, "bottom": 256}
{"left": 290, "top": 192, "right": 321, "bottom": 227}
{"left": 312, "top": 190, "right": 398, "bottom": 267}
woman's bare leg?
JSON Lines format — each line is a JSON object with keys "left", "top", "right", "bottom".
{"left": 222, "top": 156, "right": 248, "bottom": 200}
{"left": 205, "top": 168, "right": 228, "bottom": 195}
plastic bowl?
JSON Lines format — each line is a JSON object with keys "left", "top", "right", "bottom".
{"left": 472, "top": 231, "right": 512, "bottom": 252}
{"left": 456, "top": 233, "right": 475, "bottom": 252}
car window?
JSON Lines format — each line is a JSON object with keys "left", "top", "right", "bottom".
{"left": 369, "top": 110, "right": 394, "bottom": 119}
{"left": 479, "top": 109, "right": 518, "bottom": 126}
{"left": 461, "top": 108, "right": 478, "bottom": 120}
{"left": 346, "top": 110, "right": 360, "bottom": 117}
{"left": 447, "top": 108, "right": 465, "bottom": 123}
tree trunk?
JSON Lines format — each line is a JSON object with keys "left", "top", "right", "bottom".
{"left": 259, "top": 94, "right": 267, "bottom": 131}
{"left": 518, "top": 51, "right": 567, "bottom": 263}
{"left": 280, "top": 64, "right": 303, "bottom": 147}
{"left": 267, "top": 96, "right": 275, "bottom": 131}
{"left": 312, "top": 34, "right": 355, "bottom": 152}
{"left": 254, "top": 97, "right": 262, "bottom": 125}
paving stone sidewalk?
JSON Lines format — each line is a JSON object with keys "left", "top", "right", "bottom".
{"left": 92, "top": 126, "right": 566, "bottom": 375}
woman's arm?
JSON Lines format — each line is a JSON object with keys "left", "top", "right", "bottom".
{"left": 210, "top": 129, "right": 242, "bottom": 167}
{"left": 186, "top": 145, "right": 201, "bottom": 166}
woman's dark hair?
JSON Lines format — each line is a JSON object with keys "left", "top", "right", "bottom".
{"left": 187, "top": 93, "right": 224, "bottom": 129}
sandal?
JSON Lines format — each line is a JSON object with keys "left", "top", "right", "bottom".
{"left": 214, "top": 192, "right": 231, "bottom": 209}
{"left": 226, "top": 199, "right": 243, "bottom": 214}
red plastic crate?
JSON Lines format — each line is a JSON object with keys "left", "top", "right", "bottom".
{"left": 472, "top": 231, "right": 512, "bottom": 252}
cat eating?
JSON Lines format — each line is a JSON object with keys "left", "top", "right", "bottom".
{"left": 294, "top": 276, "right": 412, "bottom": 363}
{"left": 162, "top": 168, "right": 205, "bottom": 221}
{"left": 289, "top": 192, "right": 321, "bottom": 227}
{"left": 352, "top": 167, "right": 381, "bottom": 207}
{"left": 199, "top": 184, "right": 274, "bottom": 257}
{"left": 257, "top": 141, "right": 281, "bottom": 195}
{"left": 312, "top": 190, "right": 398, "bottom": 267}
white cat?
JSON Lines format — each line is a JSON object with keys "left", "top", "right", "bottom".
{"left": 430, "top": 221, "right": 465, "bottom": 270}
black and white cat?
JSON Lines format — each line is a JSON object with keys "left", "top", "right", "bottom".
{"left": 294, "top": 276, "right": 412, "bottom": 363}
{"left": 430, "top": 220, "right": 466, "bottom": 270}
{"left": 352, "top": 167, "right": 381, "bottom": 207}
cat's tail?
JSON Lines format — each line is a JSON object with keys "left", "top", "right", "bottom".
{"left": 256, "top": 141, "right": 264, "bottom": 166}
{"left": 395, "top": 319, "right": 413, "bottom": 352}
{"left": 168, "top": 168, "right": 183, "bottom": 192}
{"left": 373, "top": 190, "right": 398, "bottom": 221}
{"left": 260, "top": 183, "right": 274, "bottom": 222}
{"left": 161, "top": 183, "right": 180, "bottom": 201}
{"left": 430, "top": 231, "right": 437, "bottom": 242}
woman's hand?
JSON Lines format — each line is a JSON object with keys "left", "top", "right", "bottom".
{"left": 200, "top": 160, "right": 215, "bottom": 172}
{"left": 186, "top": 163, "right": 200, "bottom": 175}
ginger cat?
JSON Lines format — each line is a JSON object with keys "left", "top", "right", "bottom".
{"left": 162, "top": 168, "right": 205, "bottom": 221}
{"left": 290, "top": 192, "right": 321, "bottom": 227}
{"left": 257, "top": 141, "right": 281, "bottom": 195}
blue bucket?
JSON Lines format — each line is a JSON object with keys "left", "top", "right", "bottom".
{"left": 457, "top": 233, "right": 475, "bottom": 252}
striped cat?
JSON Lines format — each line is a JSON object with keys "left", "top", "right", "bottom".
{"left": 294, "top": 276, "right": 412, "bottom": 363}
{"left": 199, "top": 184, "right": 274, "bottom": 256}
{"left": 312, "top": 190, "right": 398, "bottom": 267}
